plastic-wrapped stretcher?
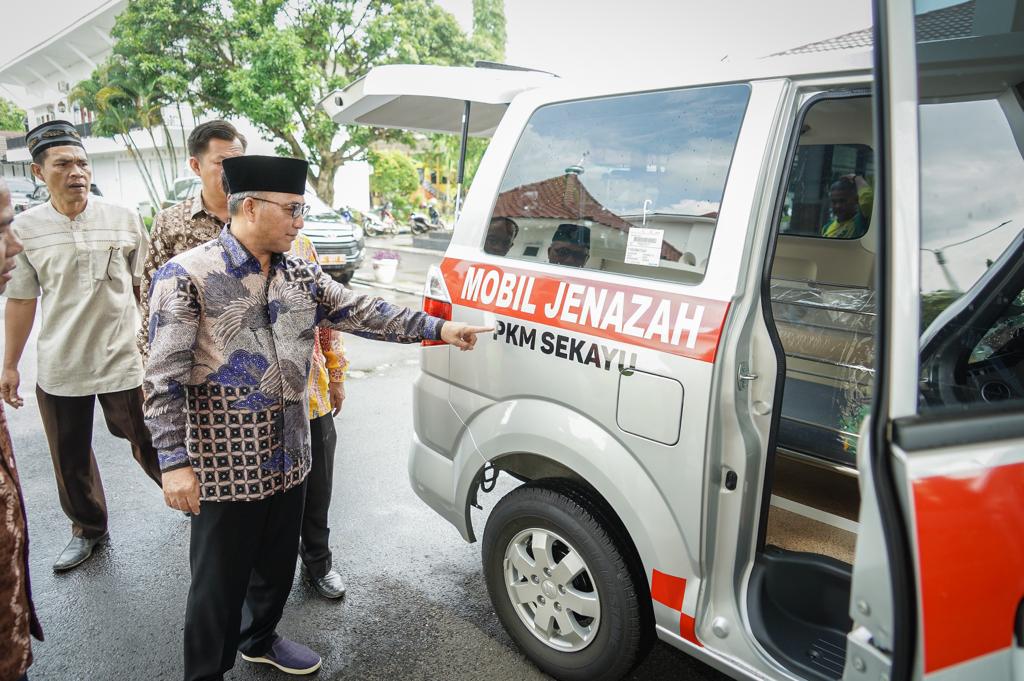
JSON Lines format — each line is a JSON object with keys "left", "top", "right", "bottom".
{"left": 770, "top": 279, "right": 876, "bottom": 467}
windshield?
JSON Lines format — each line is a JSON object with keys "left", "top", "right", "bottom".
{"left": 305, "top": 193, "right": 344, "bottom": 222}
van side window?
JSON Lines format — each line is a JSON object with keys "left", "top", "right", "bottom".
{"left": 483, "top": 84, "right": 750, "bottom": 285}
{"left": 780, "top": 143, "right": 875, "bottom": 239}
{"left": 917, "top": 93, "right": 1024, "bottom": 413}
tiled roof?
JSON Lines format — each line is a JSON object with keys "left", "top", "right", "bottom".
{"left": 771, "top": 1, "right": 975, "bottom": 56}
{"left": 494, "top": 173, "right": 684, "bottom": 261}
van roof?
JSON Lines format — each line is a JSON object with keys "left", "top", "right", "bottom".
{"left": 322, "top": 51, "right": 873, "bottom": 136}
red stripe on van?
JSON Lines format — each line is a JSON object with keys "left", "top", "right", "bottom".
{"left": 914, "top": 460, "right": 1024, "bottom": 673}
{"left": 651, "top": 570, "right": 686, "bottom": 610}
{"left": 680, "top": 613, "right": 702, "bottom": 647}
{"left": 441, "top": 258, "right": 729, "bottom": 363}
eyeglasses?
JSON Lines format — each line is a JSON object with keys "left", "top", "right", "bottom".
{"left": 249, "top": 197, "right": 310, "bottom": 219}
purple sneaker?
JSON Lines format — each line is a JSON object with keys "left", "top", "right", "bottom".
{"left": 241, "top": 635, "right": 322, "bottom": 675}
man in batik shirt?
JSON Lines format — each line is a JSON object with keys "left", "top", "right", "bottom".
{"left": 138, "top": 120, "right": 246, "bottom": 357}
{"left": 144, "top": 155, "right": 489, "bottom": 680}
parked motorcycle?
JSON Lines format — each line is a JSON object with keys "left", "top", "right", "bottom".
{"left": 410, "top": 206, "right": 446, "bottom": 235}
{"left": 362, "top": 211, "right": 396, "bottom": 237}
{"left": 359, "top": 206, "right": 399, "bottom": 237}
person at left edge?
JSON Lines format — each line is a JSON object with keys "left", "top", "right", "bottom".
{"left": 0, "top": 177, "right": 43, "bottom": 681}
{"left": 0, "top": 120, "right": 162, "bottom": 573}
{"left": 145, "top": 155, "right": 491, "bottom": 680}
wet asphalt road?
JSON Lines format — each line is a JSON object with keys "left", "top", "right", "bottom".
{"left": 4, "top": 287, "right": 728, "bottom": 681}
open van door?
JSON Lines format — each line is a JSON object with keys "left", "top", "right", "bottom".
{"left": 322, "top": 63, "right": 556, "bottom": 212}
{"left": 848, "top": 2, "right": 1024, "bottom": 680}
{"left": 322, "top": 63, "right": 555, "bottom": 136}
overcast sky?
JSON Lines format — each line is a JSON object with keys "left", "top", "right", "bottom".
{"left": 1, "top": 0, "right": 874, "bottom": 81}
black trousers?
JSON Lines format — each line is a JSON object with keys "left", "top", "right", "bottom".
{"left": 299, "top": 414, "right": 337, "bottom": 579}
{"left": 35, "top": 385, "right": 162, "bottom": 538}
{"left": 183, "top": 481, "right": 306, "bottom": 681}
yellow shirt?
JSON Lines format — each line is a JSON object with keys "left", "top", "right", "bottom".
{"left": 288, "top": 234, "right": 348, "bottom": 419}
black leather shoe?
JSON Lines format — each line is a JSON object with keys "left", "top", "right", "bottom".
{"left": 304, "top": 567, "right": 346, "bottom": 600}
{"left": 53, "top": 533, "right": 107, "bottom": 572}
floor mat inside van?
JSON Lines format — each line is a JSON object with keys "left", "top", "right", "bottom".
{"left": 766, "top": 507, "right": 855, "bottom": 564}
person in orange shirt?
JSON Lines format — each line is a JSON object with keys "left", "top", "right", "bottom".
{"left": 288, "top": 233, "right": 348, "bottom": 599}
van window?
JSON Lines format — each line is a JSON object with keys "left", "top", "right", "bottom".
{"left": 917, "top": 93, "right": 1024, "bottom": 413}
{"left": 780, "top": 143, "right": 875, "bottom": 239}
{"left": 484, "top": 84, "right": 750, "bottom": 284}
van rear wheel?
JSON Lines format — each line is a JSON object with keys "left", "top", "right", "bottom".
{"left": 482, "top": 483, "right": 650, "bottom": 681}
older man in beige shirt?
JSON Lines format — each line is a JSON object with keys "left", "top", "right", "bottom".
{"left": 1, "top": 120, "right": 161, "bottom": 573}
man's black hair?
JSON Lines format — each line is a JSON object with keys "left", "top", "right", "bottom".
{"left": 830, "top": 176, "right": 857, "bottom": 194}
{"left": 188, "top": 120, "right": 248, "bottom": 158}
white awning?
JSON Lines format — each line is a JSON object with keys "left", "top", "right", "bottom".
{"left": 321, "top": 64, "right": 556, "bottom": 137}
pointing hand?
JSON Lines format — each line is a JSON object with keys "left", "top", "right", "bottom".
{"left": 440, "top": 322, "right": 494, "bottom": 351}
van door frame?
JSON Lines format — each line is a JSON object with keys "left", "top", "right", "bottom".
{"left": 753, "top": 86, "right": 874, "bottom": 552}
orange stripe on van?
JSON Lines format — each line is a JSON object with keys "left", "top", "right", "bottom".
{"left": 914, "top": 460, "right": 1024, "bottom": 673}
{"left": 441, "top": 258, "right": 729, "bottom": 362}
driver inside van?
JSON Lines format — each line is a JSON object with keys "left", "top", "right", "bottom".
{"left": 822, "top": 174, "right": 873, "bottom": 239}
{"left": 548, "top": 222, "right": 591, "bottom": 267}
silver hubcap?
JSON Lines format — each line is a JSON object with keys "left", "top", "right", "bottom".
{"left": 502, "top": 528, "right": 600, "bottom": 652}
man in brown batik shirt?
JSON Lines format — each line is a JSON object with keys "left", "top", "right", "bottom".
{"left": 138, "top": 120, "right": 247, "bottom": 357}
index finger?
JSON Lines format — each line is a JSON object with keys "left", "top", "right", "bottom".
{"left": 462, "top": 326, "right": 494, "bottom": 336}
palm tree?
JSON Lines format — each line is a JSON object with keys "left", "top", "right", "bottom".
{"left": 70, "top": 58, "right": 182, "bottom": 210}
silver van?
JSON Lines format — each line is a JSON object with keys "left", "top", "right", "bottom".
{"left": 327, "top": 4, "right": 1024, "bottom": 681}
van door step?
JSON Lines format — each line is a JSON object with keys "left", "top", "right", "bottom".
{"left": 747, "top": 547, "right": 853, "bottom": 681}
{"left": 808, "top": 635, "right": 848, "bottom": 678}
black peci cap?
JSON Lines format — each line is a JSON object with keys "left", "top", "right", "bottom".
{"left": 222, "top": 155, "right": 308, "bottom": 196}
{"left": 26, "top": 120, "right": 84, "bottom": 160}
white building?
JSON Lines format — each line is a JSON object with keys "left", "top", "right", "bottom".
{"left": 0, "top": 0, "right": 370, "bottom": 212}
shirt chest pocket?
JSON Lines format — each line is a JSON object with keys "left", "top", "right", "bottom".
{"left": 89, "top": 245, "right": 130, "bottom": 282}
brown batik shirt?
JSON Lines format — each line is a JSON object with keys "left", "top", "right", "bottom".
{"left": 0, "top": 404, "right": 43, "bottom": 681}
{"left": 138, "top": 194, "right": 225, "bottom": 358}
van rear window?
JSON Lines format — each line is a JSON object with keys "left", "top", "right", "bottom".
{"left": 483, "top": 84, "right": 750, "bottom": 285}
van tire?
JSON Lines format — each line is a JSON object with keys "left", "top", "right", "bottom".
{"left": 482, "top": 482, "right": 651, "bottom": 681}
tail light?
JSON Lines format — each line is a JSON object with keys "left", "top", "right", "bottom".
{"left": 422, "top": 264, "right": 451, "bottom": 347}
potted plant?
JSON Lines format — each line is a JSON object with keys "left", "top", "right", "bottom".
{"left": 371, "top": 249, "right": 401, "bottom": 284}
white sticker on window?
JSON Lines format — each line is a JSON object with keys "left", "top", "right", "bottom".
{"left": 624, "top": 227, "right": 663, "bottom": 267}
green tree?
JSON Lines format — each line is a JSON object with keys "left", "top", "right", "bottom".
{"left": 0, "top": 97, "right": 26, "bottom": 132}
{"left": 471, "top": 0, "right": 506, "bottom": 62}
{"left": 369, "top": 150, "right": 419, "bottom": 217}
{"left": 416, "top": 133, "right": 489, "bottom": 210}
{"left": 94, "top": 0, "right": 507, "bottom": 206}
